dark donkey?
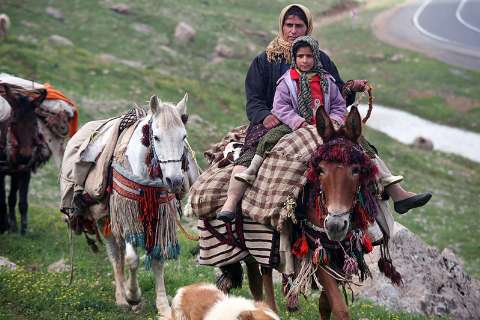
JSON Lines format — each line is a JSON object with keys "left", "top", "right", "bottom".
{"left": 0, "top": 83, "right": 50, "bottom": 234}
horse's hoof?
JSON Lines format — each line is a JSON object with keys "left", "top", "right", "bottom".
{"left": 131, "top": 300, "right": 145, "bottom": 313}
{"left": 126, "top": 297, "right": 141, "bottom": 306}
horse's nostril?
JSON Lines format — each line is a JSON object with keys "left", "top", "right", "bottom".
{"left": 166, "top": 177, "right": 172, "bottom": 187}
{"left": 343, "top": 220, "right": 348, "bottom": 230}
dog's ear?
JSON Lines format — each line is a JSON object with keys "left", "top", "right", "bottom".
{"left": 238, "top": 311, "right": 254, "bottom": 320}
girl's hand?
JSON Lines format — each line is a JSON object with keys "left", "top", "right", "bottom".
{"left": 263, "top": 114, "right": 280, "bottom": 129}
{"left": 299, "top": 121, "right": 309, "bottom": 129}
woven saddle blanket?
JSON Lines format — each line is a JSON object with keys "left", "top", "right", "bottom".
{"left": 190, "top": 124, "right": 322, "bottom": 232}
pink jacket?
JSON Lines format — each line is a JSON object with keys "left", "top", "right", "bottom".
{"left": 272, "top": 70, "right": 347, "bottom": 130}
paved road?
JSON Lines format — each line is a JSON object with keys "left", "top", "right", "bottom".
{"left": 415, "top": 0, "right": 480, "bottom": 49}
{"left": 373, "top": 0, "right": 480, "bottom": 70}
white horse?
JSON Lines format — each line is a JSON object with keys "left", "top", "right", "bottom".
{"left": 64, "top": 94, "right": 199, "bottom": 318}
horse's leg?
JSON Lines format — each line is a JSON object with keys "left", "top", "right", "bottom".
{"left": 151, "top": 259, "right": 171, "bottom": 319}
{"left": 18, "top": 170, "right": 31, "bottom": 235}
{"left": 0, "top": 174, "right": 8, "bottom": 233}
{"left": 245, "top": 259, "right": 263, "bottom": 301}
{"left": 124, "top": 242, "right": 141, "bottom": 304}
{"left": 316, "top": 267, "right": 349, "bottom": 320}
{"left": 261, "top": 266, "right": 278, "bottom": 314}
{"left": 104, "top": 235, "right": 129, "bottom": 307}
{"left": 7, "top": 173, "right": 19, "bottom": 232}
{"left": 319, "top": 289, "right": 332, "bottom": 320}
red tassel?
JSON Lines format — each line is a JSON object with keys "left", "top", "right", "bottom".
{"left": 354, "top": 204, "right": 370, "bottom": 230}
{"left": 362, "top": 233, "right": 373, "bottom": 253}
{"left": 292, "top": 234, "right": 309, "bottom": 258}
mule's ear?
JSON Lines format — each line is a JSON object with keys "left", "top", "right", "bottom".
{"left": 149, "top": 95, "right": 161, "bottom": 114}
{"left": 176, "top": 93, "right": 188, "bottom": 115}
{"left": 315, "top": 106, "right": 334, "bottom": 142}
{"left": 344, "top": 106, "right": 362, "bottom": 142}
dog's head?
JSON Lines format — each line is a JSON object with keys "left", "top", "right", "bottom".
{"left": 238, "top": 302, "right": 280, "bottom": 320}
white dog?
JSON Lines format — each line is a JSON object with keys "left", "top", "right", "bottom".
{"left": 171, "top": 283, "right": 280, "bottom": 320}
{"left": 0, "top": 14, "right": 11, "bottom": 40}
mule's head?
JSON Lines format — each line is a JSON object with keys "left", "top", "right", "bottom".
{"left": 149, "top": 93, "right": 188, "bottom": 192}
{"left": 3, "top": 85, "right": 46, "bottom": 166}
{"left": 307, "top": 106, "right": 377, "bottom": 241}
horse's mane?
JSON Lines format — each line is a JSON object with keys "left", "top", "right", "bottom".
{"left": 151, "top": 103, "right": 184, "bottom": 129}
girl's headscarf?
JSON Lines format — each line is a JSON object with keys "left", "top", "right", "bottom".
{"left": 290, "top": 36, "right": 329, "bottom": 124}
{"left": 265, "top": 4, "right": 313, "bottom": 63}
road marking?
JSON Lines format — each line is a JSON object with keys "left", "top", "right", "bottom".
{"left": 413, "top": 0, "right": 453, "bottom": 44}
{"left": 456, "top": 0, "right": 480, "bottom": 33}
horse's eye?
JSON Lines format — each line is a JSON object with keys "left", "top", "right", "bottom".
{"left": 352, "top": 167, "right": 360, "bottom": 175}
{"left": 154, "top": 136, "right": 160, "bottom": 141}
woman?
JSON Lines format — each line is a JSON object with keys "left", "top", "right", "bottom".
{"left": 217, "top": 4, "right": 431, "bottom": 222}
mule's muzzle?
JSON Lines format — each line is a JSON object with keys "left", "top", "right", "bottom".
{"left": 324, "top": 212, "right": 350, "bottom": 241}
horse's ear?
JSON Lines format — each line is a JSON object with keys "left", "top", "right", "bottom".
{"left": 176, "top": 93, "right": 188, "bottom": 115}
{"left": 315, "top": 106, "right": 334, "bottom": 142}
{"left": 149, "top": 95, "right": 161, "bottom": 114}
{"left": 176, "top": 93, "right": 188, "bottom": 124}
{"left": 344, "top": 106, "right": 362, "bottom": 142}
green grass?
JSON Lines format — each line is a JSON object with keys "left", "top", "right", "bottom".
{"left": 0, "top": 207, "right": 435, "bottom": 320}
{"left": 0, "top": 0, "right": 479, "bottom": 318}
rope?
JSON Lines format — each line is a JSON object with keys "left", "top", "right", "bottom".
{"left": 346, "top": 84, "right": 374, "bottom": 124}
{"left": 175, "top": 216, "right": 199, "bottom": 241}
{"left": 67, "top": 215, "right": 74, "bottom": 286}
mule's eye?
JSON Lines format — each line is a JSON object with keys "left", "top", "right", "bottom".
{"left": 352, "top": 167, "right": 360, "bottom": 175}
{"left": 317, "top": 167, "right": 325, "bottom": 175}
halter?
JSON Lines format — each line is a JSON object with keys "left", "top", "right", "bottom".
{"left": 142, "top": 118, "right": 189, "bottom": 178}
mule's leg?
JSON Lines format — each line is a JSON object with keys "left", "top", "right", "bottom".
{"left": 124, "top": 242, "right": 141, "bottom": 304}
{"left": 246, "top": 259, "right": 263, "bottom": 301}
{"left": 319, "top": 289, "right": 332, "bottom": 320}
{"left": 261, "top": 266, "right": 278, "bottom": 314}
{"left": 104, "top": 235, "right": 129, "bottom": 307}
{"left": 151, "top": 259, "right": 171, "bottom": 319}
{"left": 316, "top": 267, "right": 349, "bottom": 320}
{"left": 7, "top": 174, "right": 19, "bottom": 232}
{"left": 18, "top": 171, "right": 31, "bottom": 235}
{"left": 0, "top": 174, "right": 8, "bottom": 233}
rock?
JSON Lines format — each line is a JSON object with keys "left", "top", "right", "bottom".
{"left": 390, "top": 53, "right": 404, "bottom": 62}
{"left": 46, "top": 7, "right": 65, "bottom": 21}
{"left": 354, "top": 223, "right": 480, "bottom": 319}
{"left": 214, "top": 43, "right": 234, "bottom": 58}
{"left": 0, "top": 256, "right": 17, "bottom": 270}
{"left": 48, "top": 258, "right": 71, "bottom": 273}
{"left": 48, "top": 34, "right": 73, "bottom": 47}
{"left": 159, "top": 45, "right": 176, "bottom": 56}
{"left": 110, "top": 4, "right": 131, "bottom": 15}
{"left": 96, "top": 53, "right": 144, "bottom": 69}
{"left": 132, "top": 23, "right": 153, "bottom": 34}
{"left": 174, "top": 22, "right": 196, "bottom": 44}
{"left": 412, "top": 136, "right": 434, "bottom": 151}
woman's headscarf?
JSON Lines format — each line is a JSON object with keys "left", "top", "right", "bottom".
{"left": 265, "top": 4, "right": 313, "bottom": 63}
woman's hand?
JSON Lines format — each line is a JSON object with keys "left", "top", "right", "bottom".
{"left": 263, "top": 114, "right": 281, "bottom": 129}
{"left": 350, "top": 79, "right": 369, "bottom": 92}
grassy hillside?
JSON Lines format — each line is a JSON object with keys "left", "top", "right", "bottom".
{"left": 0, "top": 0, "right": 479, "bottom": 319}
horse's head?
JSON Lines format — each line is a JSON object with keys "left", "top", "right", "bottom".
{"left": 148, "top": 93, "right": 188, "bottom": 192}
{"left": 307, "top": 106, "right": 378, "bottom": 241}
{"left": 2, "top": 84, "right": 46, "bottom": 165}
